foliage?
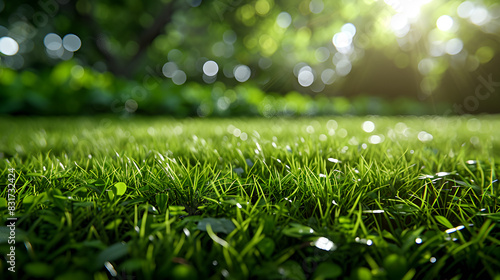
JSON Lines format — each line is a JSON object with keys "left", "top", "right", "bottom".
{"left": 1, "top": 116, "right": 499, "bottom": 279}
{"left": 0, "top": 62, "right": 451, "bottom": 116}
{"left": 1, "top": 0, "right": 500, "bottom": 112}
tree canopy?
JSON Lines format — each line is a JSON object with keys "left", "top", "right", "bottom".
{"left": 1, "top": 0, "right": 499, "bottom": 115}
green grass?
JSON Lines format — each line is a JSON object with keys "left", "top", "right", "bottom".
{"left": 1, "top": 116, "right": 499, "bottom": 280}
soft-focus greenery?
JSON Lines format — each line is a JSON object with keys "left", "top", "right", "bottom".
{"left": 1, "top": 116, "right": 499, "bottom": 279}
{"left": 0, "top": 62, "right": 450, "bottom": 116}
{"left": 1, "top": 0, "right": 500, "bottom": 115}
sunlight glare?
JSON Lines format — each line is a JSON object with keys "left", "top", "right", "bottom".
{"left": 457, "top": 1, "right": 474, "bottom": 18}
{"left": 0, "top": 36, "right": 19, "bottom": 56}
{"left": 445, "top": 38, "right": 463, "bottom": 55}
{"left": 436, "top": 15, "right": 454, "bottom": 31}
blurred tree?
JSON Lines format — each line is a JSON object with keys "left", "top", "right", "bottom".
{"left": 1, "top": 0, "right": 500, "bottom": 114}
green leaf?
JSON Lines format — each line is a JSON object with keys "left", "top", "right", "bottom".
{"left": 278, "top": 260, "right": 306, "bottom": 280}
{"left": 351, "top": 267, "right": 372, "bottom": 280}
{"left": 312, "top": 262, "right": 342, "bottom": 280}
{"left": 95, "top": 242, "right": 129, "bottom": 269}
{"left": 108, "top": 189, "right": 115, "bottom": 200}
{"left": 55, "top": 271, "right": 89, "bottom": 280}
{"left": 26, "top": 173, "right": 44, "bottom": 177}
{"left": 25, "top": 262, "right": 54, "bottom": 278}
{"left": 169, "top": 205, "right": 188, "bottom": 216}
{"left": 435, "top": 215, "right": 453, "bottom": 228}
{"left": 172, "top": 264, "right": 197, "bottom": 280}
{"left": 383, "top": 254, "right": 407, "bottom": 280}
{"left": 23, "top": 194, "right": 36, "bottom": 205}
{"left": 257, "top": 237, "right": 275, "bottom": 258}
{"left": 121, "top": 258, "right": 144, "bottom": 273}
{"left": 114, "top": 182, "right": 127, "bottom": 196}
{"left": 282, "top": 223, "right": 315, "bottom": 238}
{"left": 105, "top": 218, "right": 123, "bottom": 230}
{"left": 0, "top": 197, "right": 7, "bottom": 208}
{"left": 197, "top": 218, "right": 235, "bottom": 234}
{"left": 73, "top": 201, "right": 94, "bottom": 208}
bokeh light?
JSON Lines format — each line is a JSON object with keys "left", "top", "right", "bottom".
{"left": 44, "top": 33, "right": 62, "bottom": 51}
{"left": 362, "top": 121, "right": 375, "bottom": 133}
{"left": 0, "top": 36, "right": 19, "bottom": 56}
{"left": 172, "top": 70, "right": 187, "bottom": 85}
{"left": 276, "top": 12, "right": 292, "bottom": 28}
{"left": 62, "top": 34, "right": 82, "bottom": 52}
{"left": 445, "top": 38, "right": 463, "bottom": 55}
{"left": 436, "top": 15, "right": 454, "bottom": 31}
{"left": 298, "top": 66, "right": 314, "bottom": 87}
{"left": 162, "top": 62, "right": 178, "bottom": 78}
{"left": 203, "top": 60, "right": 219, "bottom": 76}
{"left": 234, "top": 65, "right": 251, "bottom": 82}
{"left": 321, "top": 69, "right": 336, "bottom": 84}
{"left": 470, "top": 7, "right": 489, "bottom": 26}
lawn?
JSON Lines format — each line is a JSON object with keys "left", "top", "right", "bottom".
{"left": 1, "top": 116, "right": 499, "bottom": 280}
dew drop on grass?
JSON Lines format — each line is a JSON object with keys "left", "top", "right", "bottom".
{"left": 436, "top": 172, "right": 452, "bottom": 177}
{"left": 319, "top": 173, "right": 327, "bottom": 178}
{"left": 470, "top": 137, "right": 480, "bottom": 146}
{"left": 313, "top": 237, "right": 337, "bottom": 251}
{"left": 338, "top": 128, "right": 348, "bottom": 138}
{"left": 236, "top": 203, "right": 242, "bottom": 209}
{"left": 24, "top": 241, "right": 33, "bottom": 255}
{"left": 183, "top": 228, "right": 190, "bottom": 237}
{"left": 415, "top": 238, "right": 423, "bottom": 244}
{"left": 327, "top": 119, "right": 338, "bottom": 130}
{"left": 466, "top": 160, "right": 477, "bottom": 165}
{"left": 363, "top": 210, "right": 384, "bottom": 213}
{"left": 368, "top": 135, "right": 382, "bottom": 144}
{"left": 362, "top": 121, "right": 375, "bottom": 133}
{"left": 104, "top": 261, "right": 118, "bottom": 277}
{"left": 328, "top": 158, "right": 341, "bottom": 163}
{"left": 445, "top": 225, "right": 465, "bottom": 234}
{"left": 233, "top": 129, "right": 241, "bottom": 137}
{"left": 256, "top": 142, "right": 262, "bottom": 151}
{"left": 418, "top": 131, "right": 433, "bottom": 142}
{"left": 212, "top": 260, "right": 218, "bottom": 266}
{"left": 366, "top": 240, "right": 373, "bottom": 246}
{"left": 430, "top": 257, "right": 437, "bottom": 263}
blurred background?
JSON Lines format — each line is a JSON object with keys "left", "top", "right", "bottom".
{"left": 0, "top": 0, "right": 499, "bottom": 117}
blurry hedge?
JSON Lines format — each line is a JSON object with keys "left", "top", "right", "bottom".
{"left": 0, "top": 61, "right": 450, "bottom": 117}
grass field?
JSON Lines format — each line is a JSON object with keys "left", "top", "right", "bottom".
{"left": 1, "top": 116, "right": 500, "bottom": 280}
